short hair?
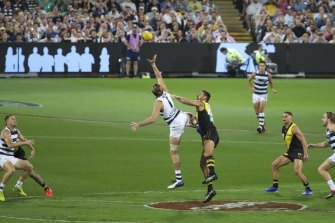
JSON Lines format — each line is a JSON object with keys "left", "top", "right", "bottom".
{"left": 219, "top": 47, "right": 227, "bottom": 53}
{"left": 152, "top": 84, "right": 163, "bottom": 97}
{"left": 202, "top": 90, "right": 211, "bottom": 102}
{"left": 4, "top": 114, "right": 13, "bottom": 123}
{"left": 259, "top": 60, "right": 266, "bottom": 65}
{"left": 284, "top": 111, "right": 293, "bottom": 117}
{"left": 326, "top": 112, "right": 335, "bottom": 123}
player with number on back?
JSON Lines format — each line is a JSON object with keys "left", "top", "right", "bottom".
{"left": 130, "top": 54, "right": 197, "bottom": 189}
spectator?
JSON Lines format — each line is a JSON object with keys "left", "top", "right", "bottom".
{"left": 175, "top": 29, "right": 187, "bottom": 42}
{"left": 300, "top": 32, "right": 311, "bottom": 42}
{"left": 263, "top": 25, "right": 282, "bottom": 43}
{"left": 245, "top": 0, "right": 263, "bottom": 31}
{"left": 313, "top": 30, "right": 328, "bottom": 42}
{"left": 305, "top": 0, "right": 319, "bottom": 13}
{"left": 329, "top": 33, "right": 335, "bottom": 42}
{"left": 215, "top": 29, "right": 236, "bottom": 42}
{"left": 284, "top": 6, "right": 295, "bottom": 28}
{"left": 2, "top": 0, "right": 14, "bottom": 18}
{"left": 188, "top": 0, "right": 203, "bottom": 13}
{"left": 107, "top": 0, "right": 123, "bottom": 12}
{"left": 292, "top": 0, "right": 307, "bottom": 12}
{"left": 147, "top": 0, "right": 161, "bottom": 13}
{"left": 292, "top": 16, "right": 306, "bottom": 38}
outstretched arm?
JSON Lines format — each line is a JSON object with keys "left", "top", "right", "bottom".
{"left": 130, "top": 101, "right": 163, "bottom": 131}
{"left": 172, "top": 95, "right": 203, "bottom": 107}
{"left": 147, "top": 54, "right": 168, "bottom": 92}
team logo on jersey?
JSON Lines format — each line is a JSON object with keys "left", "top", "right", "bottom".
{"left": 0, "top": 100, "right": 41, "bottom": 107}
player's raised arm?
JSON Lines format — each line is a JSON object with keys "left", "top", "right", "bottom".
{"left": 147, "top": 54, "right": 168, "bottom": 92}
{"left": 172, "top": 95, "right": 203, "bottom": 107}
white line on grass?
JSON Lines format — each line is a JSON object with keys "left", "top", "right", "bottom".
{"left": 28, "top": 135, "right": 283, "bottom": 145}
{"left": 0, "top": 216, "right": 140, "bottom": 223}
{"left": 6, "top": 113, "right": 324, "bottom": 136}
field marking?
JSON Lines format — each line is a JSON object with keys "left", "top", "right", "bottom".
{"left": 2, "top": 112, "right": 324, "bottom": 136}
{"left": 28, "top": 135, "right": 283, "bottom": 145}
{"left": 0, "top": 216, "right": 140, "bottom": 223}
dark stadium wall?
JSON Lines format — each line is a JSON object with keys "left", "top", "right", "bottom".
{"left": 0, "top": 43, "right": 334, "bottom": 76}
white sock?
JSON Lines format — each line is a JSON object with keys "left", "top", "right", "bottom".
{"left": 327, "top": 180, "right": 335, "bottom": 190}
{"left": 0, "top": 182, "right": 5, "bottom": 191}
{"left": 175, "top": 170, "right": 182, "bottom": 181}
{"left": 16, "top": 181, "right": 23, "bottom": 187}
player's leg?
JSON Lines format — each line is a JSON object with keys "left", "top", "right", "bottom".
{"left": 318, "top": 157, "right": 335, "bottom": 199}
{"left": 293, "top": 159, "right": 312, "bottom": 195}
{"left": 13, "top": 159, "right": 33, "bottom": 196}
{"left": 265, "top": 155, "right": 290, "bottom": 192}
{"left": 14, "top": 147, "right": 53, "bottom": 196}
{"left": 29, "top": 170, "right": 53, "bottom": 196}
{"left": 167, "top": 136, "right": 184, "bottom": 189}
{"left": 252, "top": 94, "right": 262, "bottom": 133}
{"left": 258, "top": 99, "right": 267, "bottom": 132}
{"left": 202, "top": 140, "right": 217, "bottom": 184}
{"left": 202, "top": 142, "right": 217, "bottom": 203}
{"left": 0, "top": 161, "right": 16, "bottom": 201}
{"left": 125, "top": 59, "right": 131, "bottom": 77}
{"left": 133, "top": 61, "right": 138, "bottom": 77}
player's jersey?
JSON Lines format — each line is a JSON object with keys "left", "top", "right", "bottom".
{"left": 326, "top": 129, "right": 335, "bottom": 152}
{"left": 253, "top": 72, "right": 270, "bottom": 95}
{"left": 282, "top": 123, "right": 302, "bottom": 152}
{"left": 197, "top": 101, "right": 216, "bottom": 135}
{"left": 156, "top": 91, "right": 180, "bottom": 125}
{"left": 196, "top": 102, "right": 214, "bottom": 124}
{"left": 0, "top": 127, "right": 18, "bottom": 156}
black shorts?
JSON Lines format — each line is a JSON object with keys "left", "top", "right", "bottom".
{"left": 202, "top": 127, "right": 220, "bottom": 148}
{"left": 283, "top": 148, "right": 303, "bottom": 162}
{"left": 14, "top": 146, "right": 27, "bottom": 160}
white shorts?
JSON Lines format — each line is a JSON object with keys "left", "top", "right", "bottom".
{"left": 252, "top": 93, "right": 268, "bottom": 104}
{"left": 327, "top": 153, "right": 335, "bottom": 165}
{"left": 0, "top": 155, "right": 18, "bottom": 168}
{"left": 169, "top": 111, "right": 189, "bottom": 138}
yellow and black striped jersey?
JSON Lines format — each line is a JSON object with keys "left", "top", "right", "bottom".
{"left": 282, "top": 123, "right": 302, "bottom": 152}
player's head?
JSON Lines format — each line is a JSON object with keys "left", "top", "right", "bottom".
{"left": 152, "top": 84, "right": 163, "bottom": 97}
{"left": 282, "top": 111, "right": 293, "bottom": 124}
{"left": 198, "top": 90, "right": 211, "bottom": 102}
{"left": 4, "top": 114, "right": 16, "bottom": 127}
{"left": 219, "top": 47, "right": 227, "bottom": 54}
{"left": 323, "top": 112, "right": 335, "bottom": 126}
{"left": 258, "top": 61, "right": 266, "bottom": 72}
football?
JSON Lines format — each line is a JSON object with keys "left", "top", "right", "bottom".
{"left": 142, "top": 31, "right": 153, "bottom": 42}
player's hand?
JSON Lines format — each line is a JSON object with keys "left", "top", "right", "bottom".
{"left": 303, "top": 152, "right": 309, "bottom": 161}
{"left": 24, "top": 139, "right": 35, "bottom": 146}
{"left": 272, "top": 89, "right": 278, "bottom": 94}
{"left": 29, "top": 149, "right": 35, "bottom": 159}
{"left": 130, "top": 122, "right": 139, "bottom": 132}
{"left": 250, "top": 87, "right": 255, "bottom": 93}
{"left": 147, "top": 54, "right": 157, "bottom": 64}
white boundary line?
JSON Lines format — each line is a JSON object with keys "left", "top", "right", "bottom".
{"left": 0, "top": 216, "right": 140, "bottom": 223}
{"left": 27, "top": 135, "right": 283, "bottom": 145}
{"left": 6, "top": 113, "right": 324, "bottom": 136}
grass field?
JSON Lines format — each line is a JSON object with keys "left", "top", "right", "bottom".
{"left": 0, "top": 78, "right": 334, "bottom": 223}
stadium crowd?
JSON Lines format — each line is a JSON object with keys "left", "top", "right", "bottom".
{"left": 235, "top": 0, "right": 335, "bottom": 43}
{"left": 0, "top": 0, "right": 237, "bottom": 43}
{"left": 1, "top": 0, "right": 334, "bottom": 43}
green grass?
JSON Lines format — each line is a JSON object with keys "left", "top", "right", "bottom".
{"left": 0, "top": 78, "right": 334, "bottom": 223}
